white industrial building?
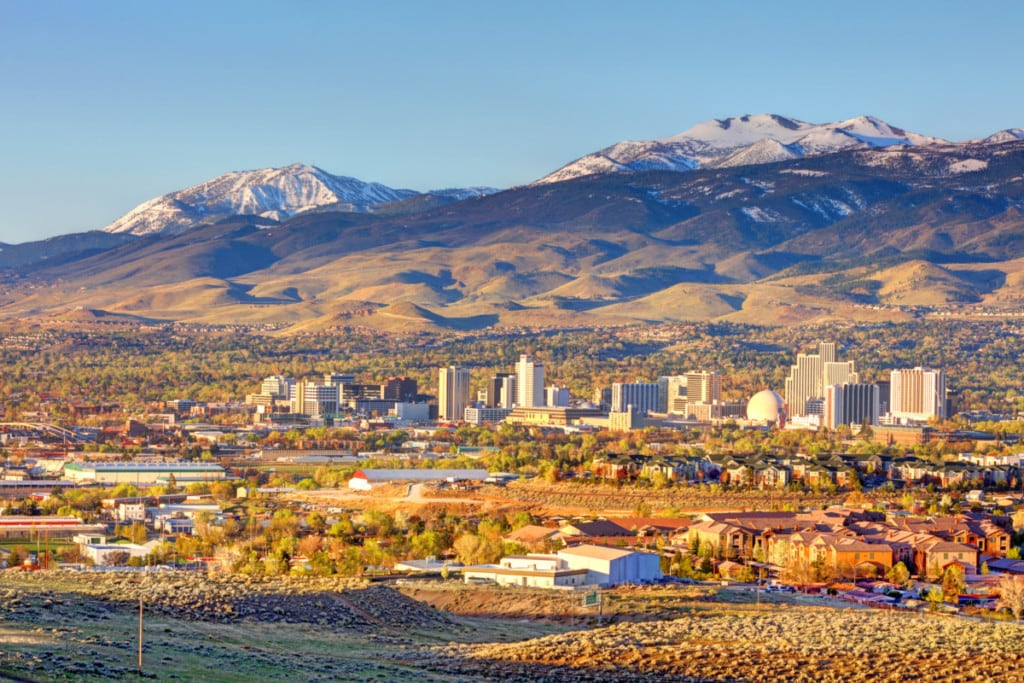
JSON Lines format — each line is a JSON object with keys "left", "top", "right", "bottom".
{"left": 558, "top": 545, "right": 662, "bottom": 586}
{"left": 347, "top": 468, "right": 490, "bottom": 491}
{"left": 463, "top": 544, "right": 662, "bottom": 588}
{"left": 63, "top": 461, "right": 226, "bottom": 485}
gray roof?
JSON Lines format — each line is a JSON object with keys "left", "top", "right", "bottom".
{"left": 353, "top": 468, "right": 490, "bottom": 482}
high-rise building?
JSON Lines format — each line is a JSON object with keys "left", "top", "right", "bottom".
{"left": 658, "top": 376, "right": 688, "bottom": 414}
{"left": 611, "top": 382, "right": 661, "bottom": 416}
{"left": 546, "top": 385, "right": 570, "bottom": 408}
{"left": 825, "top": 383, "right": 880, "bottom": 429}
{"left": 261, "top": 376, "right": 295, "bottom": 399}
{"left": 438, "top": 366, "right": 471, "bottom": 421}
{"left": 686, "top": 371, "right": 720, "bottom": 404}
{"left": 890, "top": 367, "right": 946, "bottom": 422}
{"left": 324, "top": 373, "right": 356, "bottom": 387}
{"left": 784, "top": 342, "right": 858, "bottom": 417}
{"left": 658, "top": 372, "right": 720, "bottom": 415}
{"left": 516, "top": 355, "right": 544, "bottom": 408}
{"left": 488, "top": 372, "right": 517, "bottom": 409}
{"left": 382, "top": 376, "right": 418, "bottom": 402}
{"left": 291, "top": 381, "right": 339, "bottom": 417}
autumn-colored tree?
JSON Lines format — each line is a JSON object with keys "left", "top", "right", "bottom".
{"left": 997, "top": 574, "right": 1024, "bottom": 621}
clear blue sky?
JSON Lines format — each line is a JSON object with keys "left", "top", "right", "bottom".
{"left": 2, "top": 0, "right": 1023, "bottom": 243}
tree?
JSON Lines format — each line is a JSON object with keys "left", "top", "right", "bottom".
{"left": 107, "top": 550, "right": 131, "bottom": 567}
{"left": 453, "top": 532, "right": 502, "bottom": 566}
{"left": 305, "top": 512, "right": 326, "bottom": 535}
{"left": 941, "top": 564, "right": 966, "bottom": 602}
{"left": 129, "top": 521, "right": 148, "bottom": 545}
{"left": 997, "top": 574, "right": 1024, "bottom": 621}
{"left": 886, "top": 561, "right": 910, "bottom": 588}
{"left": 924, "top": 586, "right": 945, "bottom": 611}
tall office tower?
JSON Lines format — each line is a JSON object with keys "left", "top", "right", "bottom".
{"left": 304, "top": 383, "right": 340, "bottom": 417}
{"left": 658, "top": 376, "right": 688, "bottom": 414}
{"left": 546, "top": 385, "right": 570, "bottom": 408}
{"left": 290, "top": 380, "right": 309, "bottom": 415}
{"left": 488, "top": 373, "right": 516, "bottom": 409}
{"left": 784, "top": 342, "right": 856, "bottom": 417}
{"left": 890, "top": 367, "right": 946, "bottom": 422}
{"left": 291, "top": 381, "right": 339, "bottom": 417}
{"left": 686, "top": 371, "right": 721, "bottom": 404}
{"left": 324, "top": 373, "right": 356, "bottom": 387}
{"left": 823, "top": 360, "right": 859, "bottom": 388}
{"left": 516, "top": 355, "right": 544, "bottom": 407}
{"left": 261, "top": 375, "right": 295, "bottom": 399}
{"left": 438, "top": 366, "right": 471, "bottom": 421}
{"left": 382, "top": 376, "right": 418, "bottom": 402}
{"left": 875, "top": 381, "right": 891, "bottom": 416}
{"left": 611, "top": 382, "right": 661, "bottom": 416}
{"left": 818, "top": 342, "right": 836, "bottom": 364}
{"left": 825, "top": 383, "right": 880, "bottom": 429}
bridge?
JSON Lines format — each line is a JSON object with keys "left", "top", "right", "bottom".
{"left": 0, "top": 422, "right": 86, "bottom": 444}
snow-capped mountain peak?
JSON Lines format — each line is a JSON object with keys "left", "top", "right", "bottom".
{"left": 103, "top": 164, "right": 421, "bottom": 236}
{"left": 535, "top": 114, "right": 956, "bottom": 184}
{"left": 661, "top": 113, "right": 809, "bottom": 148}
{"left": 974, "top": 128, "right": 1024, "bottom": 145}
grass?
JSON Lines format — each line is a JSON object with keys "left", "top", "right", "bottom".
{"left": 0, "top": 573, "right": 565, "bottom": 683}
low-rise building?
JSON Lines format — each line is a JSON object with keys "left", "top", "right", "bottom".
{"left": 462, "top": 544, "right": 662, "bottom": 588}
{"left": 64, "top": 461, "right": 226, "bottom": 485}
{"left": 347, "top": 468, "right": 490, "bottom": 491}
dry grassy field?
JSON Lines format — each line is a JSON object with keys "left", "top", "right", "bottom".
{"left": 1, "top": 571, "right": 1022, "bottom": 682}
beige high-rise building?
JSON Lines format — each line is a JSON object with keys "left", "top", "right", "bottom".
{"left": 686, "top": 371, "right": 720, "bottom": 404}
{"left": 659, "top": 372, "right": 720, "bottom": 415}
{"left": 785, "top": 342, "right": 858, "bottom": 417}
{"left": 890, "top": 367, "right": 946, "bottom": 422}
{"left": 516, "top": 355, "right": 544, "bottom": 407}
{"left": 438, "top": 366, "right": 471, "bottom": 421}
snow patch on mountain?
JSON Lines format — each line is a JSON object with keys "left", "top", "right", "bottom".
{"left": 779, "top": 169, "right": 829, "bottom": 177}
{"left": 103, "top": 163, "right": 421, "bottom": 236}
{"left": 791, "top": 195, "right": 856, "bottom": 222}
{"left": 740, "top": 206, "right": 785, "bottom": 223}
{"left": 948, "top": 159, "right": 989, "bottom": 174}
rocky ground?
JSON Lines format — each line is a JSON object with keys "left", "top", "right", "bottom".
{"left": 2, "top": 570, "right": 1022, "bottom": 682}
{"left": 414, "top": 606, "right": 1024, "bottom": 682}
{"left": 0, "top": 571, "right": 455, "bottom": 628}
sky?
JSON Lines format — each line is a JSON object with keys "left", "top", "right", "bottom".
{"left": 2, "top": 0, "right": 1024, "bottom": 243}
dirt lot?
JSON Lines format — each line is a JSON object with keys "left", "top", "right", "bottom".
{"left": 286, "top": 480, "right": 885, "bottom": 518}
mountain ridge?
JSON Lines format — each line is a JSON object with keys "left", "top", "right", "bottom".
{"left": 101, "top": 163, "right": 497, "bottom": 237}
{"left": 536, "top": 114, "right": 958, "bottom": 184}
{"left": 4, "top": 115, "right": 1024, "bottom": 331}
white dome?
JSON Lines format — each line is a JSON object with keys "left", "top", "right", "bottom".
{"left": 747, "top": 390, "right": 785, "bottom": 423}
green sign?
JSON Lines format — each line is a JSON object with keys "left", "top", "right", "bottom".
{"left": 583, "top": 591, "right": 600, "bottom": 607}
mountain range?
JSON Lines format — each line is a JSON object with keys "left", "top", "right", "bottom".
{"left": 5, "top": 114, "right": 1024, "bottom": 331}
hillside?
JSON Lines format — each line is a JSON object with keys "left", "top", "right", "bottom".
{"left": 3, "top": 137, "right": 1024, "bottom": 331}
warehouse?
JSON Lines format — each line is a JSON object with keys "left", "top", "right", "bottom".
{"left": 463, "top": 544, "right": 662, "bottom": 588}
{"left": 347, "top": 468, "right": 490, "bottom": 491}
{"left": 557, "top": 544, "right": 663, "bottom": 586}
{"left": 63, "top": 461, "right": 226, "bottom": 485}
{"left": 0, "top": 515, "right": 106, "bottom": 540}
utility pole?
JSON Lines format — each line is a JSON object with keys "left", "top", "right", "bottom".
{"left": 137, "top": 594, "right": 143, "bottom": 675}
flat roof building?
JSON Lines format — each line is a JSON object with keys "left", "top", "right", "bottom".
{"left": 64, "top": 461, "right": 226, "bottom": 485}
